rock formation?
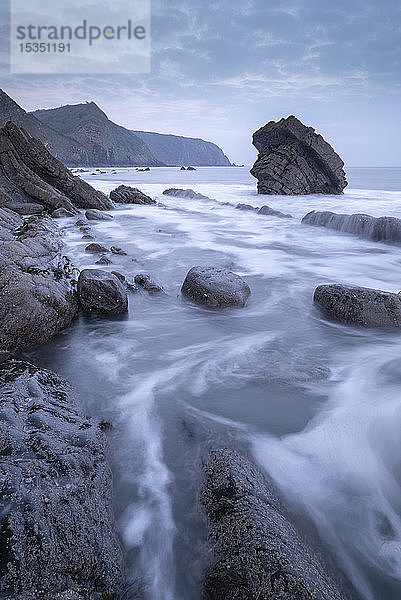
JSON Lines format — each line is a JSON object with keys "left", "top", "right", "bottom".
{"left": 77, "top": 269, "right": 128, "bottom": 313}
{"left": 201, "top": 448, "right": 349, "bottom": 600}
{"left": 134, "top": 273, "right": 165, "bottom": 294}
{"left": 302, "top": 210, "right": 401, "bottom": 244}
{"left": 0, "top": 120, "right": 111, "bottom": 212}
{"left": 181, "top": 266, "right": 251, "bottom": 308}
{"left": 85, "top": 209, "right": 113, "bottom": 220}
{"left": 163, "top": 188, "right": 211, "bottom": 200}
{"left": 314, "top": 284, "right": 401, "bottom": 328}
{"left": 110, "top": 185, "right": 156, "bottom": 204}
{"left": 0, "top": 354, "right": 124, "bottom": 598}
{"left": 251, "top": 115, "right": 347, "bottom": 195}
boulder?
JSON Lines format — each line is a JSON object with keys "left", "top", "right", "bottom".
{"left": 250, "top": 115, "right": 347, "bottom": 195}
{"left": 163, "top": 188, "right": 210, "bottom": 200}
{"left": 110, "top": 246, "right": 127, "bottom": 255}
{"left": 314, "top": 284, "right": 401, "bottom": 328}
{"left": 201, "top": 448, "right": 349, "bottom": 600}
{"left": 52, "top": 207, "right": 76, "bottom": 218}
{"left": 85, "top": 209, "right": 113, "bottom": 221}
{"left": 187, "top": 166, "right": 196, "bottom": 170}
{"left": 257, "top": 205, "right": 292, "bottom": 218}
{"left": 85, "top": 242, "right": 109, "bottom": 253}
{"left": 0, "top": 121, "right": 112, "bottom": 211}
{"left": 96, "top": 255, "right": 112, "bottom": 265}
{"left": 110, "top": 185, "right": 156, "bottom": 204}
{"left": 134, "top": 273, "right": 164, "bottom": 294}
{"left": 181, "top": 266, "right": 250, "bottom": 308}
{"left": 302, "top": 210, "right": 401, "bottom": 244}
{"left": 77, "top": 269, "right": 128, "bottom": 313}
{"left": 0, "top": 355, "right": 123, "bottom": 598}
{"left": 0, "top": 217, "right": 79, "bottom": 350}
{"left": 235, "top": 203, "right": 255, "bottom": 211}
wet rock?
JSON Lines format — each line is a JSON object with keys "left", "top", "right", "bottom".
{"left": 0, "top": 207, "right": 23, "bottom": 241}
{"left": 0, "top": 217, "right": 79, "bottom": 350}
{"left": 134, "top": 273, "right": 164, "bottom": 294}
{"left": 110, "top": 246, "right": 127, "bottom": 255}
{"left": 0, "top": 121, "right": 112, "bottom": 211}
{"left": 163, "top": 188, "right": 210, "bottom": 200}
{"left": 95, "top": 255, "right": 112, "bottom": 265}
{"left": 77, "top": 268, "right": 128, "bottom": 313}
{"left": 0, "top": 355, "right": 124, "bottom": 598}
{"left": 201, "top": 448, "right": 349, "bottom": 600}
{"left": 180, "top": 166, "right": 186, "bottom": 170}
{"left": 302, "top": 210, "right": 401, "bottom": 244}
{"left": 85, "top": 209, "right": 113, "bottom": 221}
{"left": 84, "top": 242, "right": 109, "bottom": 253}
{"left": 110, "top": 185, "right": 155, "bottom": 204}
{"left": 235, "top": 203, "right": 255, "bottom": 211}
{"left": 314, "top": 284, "right": 401, "bottom": 328}
{"left": 82, "top": 234, "right": 94, "bottom": 240}
{"left": 187, "top": 166, "right": 196, "bottom": 170}
{"left": 251, "top": 115, "right": 347, "bottom": 195}
{"left": 181, "top": 266, "right": 251, "bottom": 308}
{"left": 257, "top": 205, "right": 292, "bottom": 218}
{"left": 52, "top": 207, "right": 76, "bottom": 218}
{"left": 0, "top": 200, "right": 43, "bottom": 215}
{"left": 75, "top": 219, "right": 87, "bottom": 227}
{"left": 111, "top": 271, "right": 126, "bottom": 283}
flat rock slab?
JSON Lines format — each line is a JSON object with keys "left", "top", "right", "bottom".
{"left": 0, "top": 355, "right": 123, "bottom": 598}
{"left": 110, "top": 185, "right": 155, "bottom": 204}
{"left": 201, "top": 449, "right": 349, "bottom": 600}
{"left": 181, "top": 266, "right": 251, "bottom": 308}
{"left": 85, "top": 209, "right": 113, "bottom": 221}
{"left": 314, "top": 284, "right": 401, "bottom": 327}
{"left": 77, "top": 268, "right": 128, "bottom": 313}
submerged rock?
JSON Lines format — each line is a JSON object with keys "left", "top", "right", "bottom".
{"left": 257, "top": 205, "right": 292, "bottom": 218}
{"left": 0, "top": 216, "right": 79, "bottom": 350}
{"left": 95, "top": 255, "right": 112, "bottom": 265}
{"left": 77, "top": 268, "right": 128, "bottom": 313}
{"left": 235, "top": 203, "right": 254, "bottom": 211}
{"left": 163, "top": 188, "right": 210, "bottom": 200}
{"left": 85, "top": 242, "right": 109, "bottom": 253}
{"left": 110, "top": 185, "right": 155, "bottom": 204}
{"left": 314, "top": 284, "right": 401, "bottom": 327}
{"left": 0, "top": 355, "right": 124, "bottom": 598}
{"left": 251, "top": 115, "right": 347, "bottom": 195}
{"left": 110, "top": 246, "right": 127, "bottom": 255}
{"left": 85, "top": 209, "right": 113, "bottom": 221}
{"left": 134, "top": 273, "right": 164, "bottom": 294}
{"left": 201, "top": 448, "right": 349, "bottom": 600}
{"left": 181, "top": 266, "right": 251, "bottom": 308}
{"left": 302, "top": 210, "right": 401, "bottom": 244}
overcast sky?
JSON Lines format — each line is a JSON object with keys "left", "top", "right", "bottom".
{"left": 1, "top": 0, "right": 400, "bottom": 166}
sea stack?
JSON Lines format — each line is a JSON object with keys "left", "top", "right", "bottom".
{"left": 250, "top": 115, "right": 347, "bottom": 195}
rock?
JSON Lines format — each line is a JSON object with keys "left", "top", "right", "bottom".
{"left": 111, "top": 271, "right": 126, "bottom": 283}
{"left": 302, "top": 210, "right": 401, "bottom": 244}
{"left": 95, "top": 255, "right": 112, "bottom": 265}
{"left": 0, "top": 207, "right": 23, "bottom": 241}
{"left": 0, "top": 217, "right": 79, "bottom": 350}
{"left": 0, "top": 355, "right": 123, "bottom": 598}
{"left": 235, "top": 203, "right": 255, "bottom": 211}
{"left": 0, "top": 121, "right": 112, "bottom": 211}
{"left": 250, "top": 115, "right": 347, "bottom": 195}
{"left": 180, "top": 166, "right": 186, "bottom": 170}
{"left": 110, "top": 185, "right": 155, "bottom": 204}
{"left": 257, "top": 205, "right": 292, "bottom": 218}
{"left": 75, "top": 219, "right": 87, "bottom": 227}
{"left": 77, "top": 269, "right": 128, "bottom": 313}
{"left": 85, "top": 209, "right": 113, "bottom": 221}
{"left": 85, "top": 243, "right": 109, "bottom": 253}
{"left": 163, "top": 188, "right": 211, "bottom": 200}
{"left": 110, "top": 246, "right": 127, "bottom": 255}
{"left": 187, "top": 166, "right": 196, "bottom": 170}
{"left": 201, "top": 449, "right": 349, "bottom": 600}
{"left": 0, "top": 200, "right": 43, "bottom": 215}
{"left": 82, "top": 234, "right": 94, "bottom": 240}
{"left": 314, "top": 284, "right": 401, "bottom": 328}
{"left": 181, "top": 266, "right": 251, "bottom": 308}
{"left": 52, "top": 207, "right": 76, "bottom": 218}
{"left": 134, "top": 273, "right": 164, "bottom": 294}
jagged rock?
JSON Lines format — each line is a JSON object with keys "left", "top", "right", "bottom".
{"left": 95, "top": 255, "right": 112, "bottom": 265}
{"left": 201, "top": 448, "right": 349, "bottom": 600}
{"left": 0, "top": 217, "right": 79, "bottom": 350}
{"left": 314, "top": 284, "right": 401, "bottom": 328}
{"left": 85, "top": 243, "right": 109, "bottom": 253}
{"left": 163, "top": 188, "right": 211, "bottom": 200}
{"left": 77, "top": 269, "right": 128, "bottom": 313}
{"left": 257, "top": 205, "right": 292, "bottom": 218}
{"left": 134, "top": 273, "right": 164, "bottom": 294}
{"left": 0, "top": 207, "right": 23, "bottom": 241}
{"left": 52, "top": 207, "right": 76, "bottom": 218}
{"left": 0, "top": 121, "right": 112, "bottom": 211}
{"left": 110, "top": 185, "right": 155, "bottom": 204}
{"left": 251, "top": 115, "right": 347, "bottom": 195}
{"left": 75, "top": 219, "right": 87, "bottom": 227}
{"left": 302, "top": 210, "right": 401, "bottom": 244}
{"left": 85, "top": 209, "right": 113, "bottom": 221}
{"left": 181, "top": 266, "right": 251, "bottom": 308}
{"left": 0, "top": 355, "right": 124, "bottom": 598}
{"left": 110, "top": 246, "right": 127, "bottom": 255}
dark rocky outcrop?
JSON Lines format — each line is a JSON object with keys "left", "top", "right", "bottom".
{"left": 134, "top": 273, "right": 165, "bottom": 294}
{"left": 77, "top": 269, "right": 128, "bottom": 313}
{"left": 314, "top": 284, "right": 401, "bottom": 328}
{"left": 52, "top": 208, "right": 75, "bottom": 218}
{"left": 235, "top": 203, "right": 255, "bottom": 211}
{"left": 0, "top": 120, "right": 111, "bottom": 213}
{"left": 302, "top": 210, "right": 401, "bottom": 245}
{"left": 110, "top": 185, "right": 156, "bottom": 205}
{"left": 163, "top": 188, "right": 211, "bottom": 200}
{"left": 110, "top": 246, "right": 127, "bottom": 255}
{"left": 85, "top": 243, "right": 109, "bottom": 253}
{"left": 251, "top": 116, "right": 347, "bottom": 195}
{"left": 181, "top": 266, "right": 251, "bottom": 308}
{"left": 85, "top": 209, "right": 113, "bottom": 221}
{"left": 201, "top": 448, "right": 349, "bottom": 600}
{"left": 235, "top": 203, "right": 292, "bottom": 218}
{"left": 0, "top": 355, "right": 124, "bottom": 598}
{"left": 0, "top": 216, "right": 79, "bottom": 350}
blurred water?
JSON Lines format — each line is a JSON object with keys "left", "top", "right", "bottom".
{"left": 30, "top": 166, "right": 401, "bottom": 599}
